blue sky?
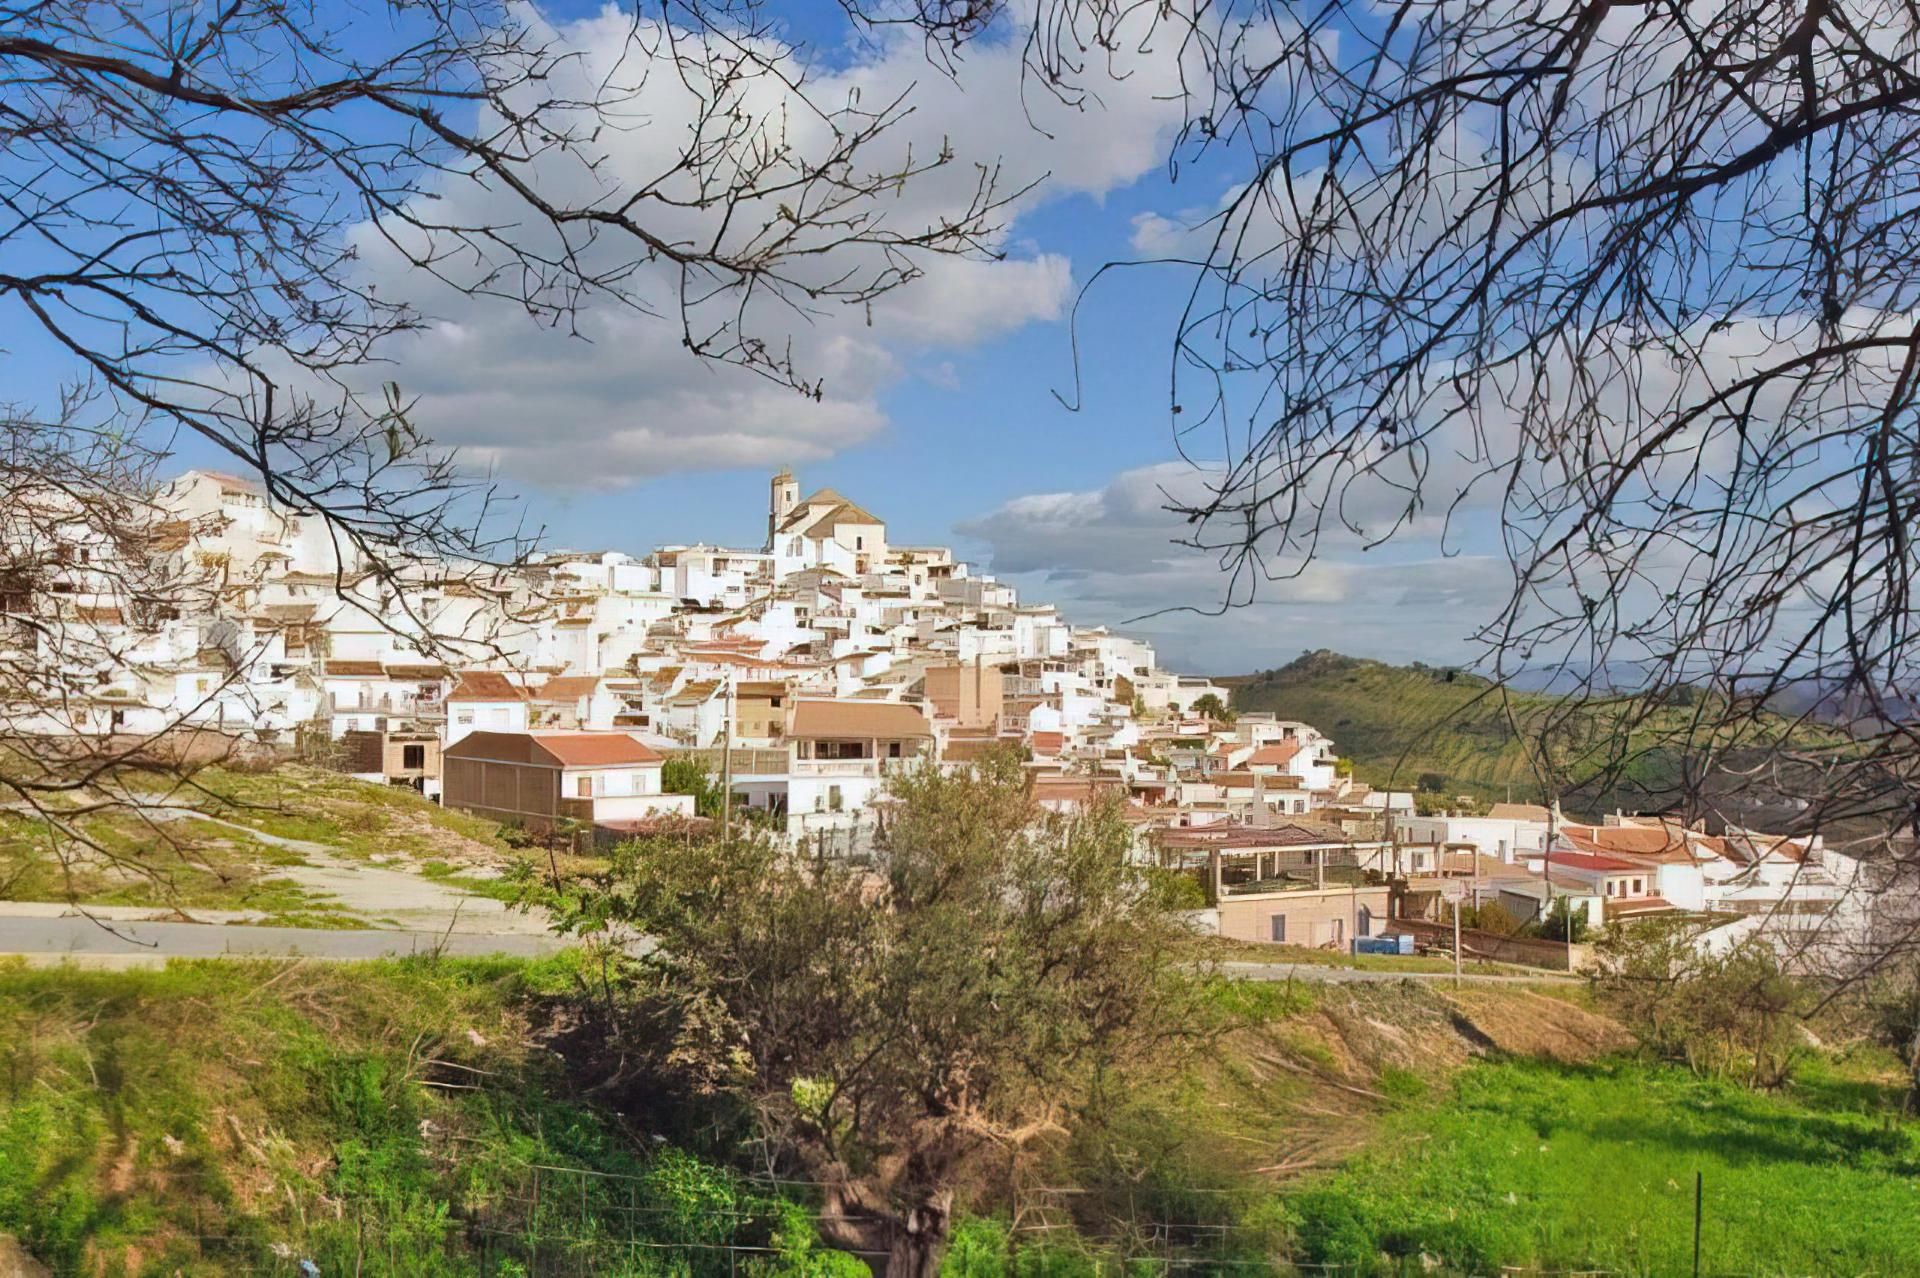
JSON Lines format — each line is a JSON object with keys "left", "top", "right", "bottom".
{"left": 3, "top": 0, "right": 1511, "bottom": 676}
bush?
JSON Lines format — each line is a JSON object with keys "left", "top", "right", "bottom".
{"left": 1461, "top": 901, "right": 1519, "bottom": 936}
{"left": 1592, "top": 921, "right": 1805, "bottom": 1086}
{"left": 1145, "top": 868, "right": 1207, "bottom": 910}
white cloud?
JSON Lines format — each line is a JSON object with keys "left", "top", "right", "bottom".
{"left": 955, "top": 461, "right": 1509, "bottom": 669}
{"left": 340, "top": 3, "right": 1204, "bottom": 488}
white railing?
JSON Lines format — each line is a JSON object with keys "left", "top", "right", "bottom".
{"left": 792, "top": 757, "right": 879, "bottom": 778}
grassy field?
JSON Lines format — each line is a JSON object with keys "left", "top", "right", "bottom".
{"left": 1285, "top": 1055, "right": 1920, "bottom": 1275}
{"left": 0, "top": 808, "right": 351, "bottom": 921}
{"left": 0, "top": 955, "right": 853, "bottom": 1278}
{"left": 4, "top": 956, "right": 1913, "bottom": 1277}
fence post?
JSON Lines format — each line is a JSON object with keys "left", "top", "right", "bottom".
{"left": 1692, "top": 1170, "right": 1703, "bottom": 1278}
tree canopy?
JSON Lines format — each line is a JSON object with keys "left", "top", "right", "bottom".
{"left": 543, "top": 752, "right": 1203, "bottom": 1277}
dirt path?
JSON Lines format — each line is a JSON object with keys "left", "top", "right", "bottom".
{"left": 132, "top": 803, "right": 548, "bottom": 935}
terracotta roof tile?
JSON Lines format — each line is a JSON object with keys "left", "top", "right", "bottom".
{"left": 788, "top": 699, "right": 932, "bottom": 739}
{"left": 447, "top": 672, "right": 528, "bottom": 701}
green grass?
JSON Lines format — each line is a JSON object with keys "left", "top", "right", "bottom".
{"left": 1282, "top": 1057, "right": 1920, "bottom": 1275}
{"left": 0, "top": 810, "right": 335, "bottom": 915}
{"left": 133, "top": 763, "right": 512, "bottom": 865}
{"left": 0, "top": 955, "right": 852, "bottom": 1278}
{"left": 2, "top": 764, "right": 518, "bottom": 916}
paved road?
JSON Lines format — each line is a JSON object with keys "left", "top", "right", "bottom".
{"left": 1219, "top": 960, "right": 1578, "bottom": 985}
{"left": 0, "top": 920, "right": 1573, "bottom": 980}
{"left": 0, "top": 916, "right": 565, "bottom": 966}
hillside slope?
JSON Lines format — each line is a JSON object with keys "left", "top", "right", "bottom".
{"left": 1222, "top": 651, "right": 1698, "bottom": 809}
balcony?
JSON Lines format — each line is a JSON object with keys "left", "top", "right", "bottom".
{"left": 791, "top": 757, "right": 882, "bottom": 778}
{"left": 329, "top": 693, "right": 445, "bottom": 720}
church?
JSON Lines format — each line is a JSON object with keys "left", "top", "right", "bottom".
{"left": 764, "top": 468, "right": 889, "bottom": 579}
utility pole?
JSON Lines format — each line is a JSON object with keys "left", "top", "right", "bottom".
{"left": 720, "top": 671, "right": 734, "bottom": 845}
{"left": 1543, "top": 795, "right": 1556, "bottom": 957}
{"left": 1452, "top": 892, "right": 1462, "bottom": 989}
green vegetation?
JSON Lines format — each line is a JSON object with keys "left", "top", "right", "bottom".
{"left": 0, "top": 809, "right": 337, "bottom": 916}
{"left": 0, "top": 955, "right": 861, "bottom": 1278}
{"left": 3, "top": 950, "right": 1916, "bottom": 1277}
{"left": 1223, "top": 651, "right": 1816, "bottom": 811}
{"left": 153, "top": 764, "right": 512, "bottom": 864}
{"left": 1, "top": 764, "right": 513, "bottom": 916}
{"left": 661, "top": 755, "right": 727, "bottom": 819}
{"left": 539, "top": 754, "right": 1202, "bottom": 1276}
{"left": 1286, "top": 1057, "right": 1920, "bottom": 1275}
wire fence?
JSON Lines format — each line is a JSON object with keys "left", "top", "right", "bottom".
{"left": 34, "top": 1157, "right": 1777, "bottom": 1278}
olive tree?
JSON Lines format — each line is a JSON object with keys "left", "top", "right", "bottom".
{"left": 543, "top": 752, "right": 1202, "bottom": 1277}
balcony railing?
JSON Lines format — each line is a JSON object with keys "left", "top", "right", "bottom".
{"left": 792, "top": 757, "right": 881, "bottom": 778}
{"left": 329, "top": 693, "right": 445, "bottom": 718}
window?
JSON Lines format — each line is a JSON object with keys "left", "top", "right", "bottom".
{"left": 110, "top": 708, "right": 126, "bottom": 728}
{"left": 402, "top": 744, "right": 425, "bottom": 770}
{"left": 888, "top": 741, "right": 902, "bottom": 758}
{"left": 576, "top": 775, "right": 593, "bottom": 798}
{"left": 1331, "top": 918, "right": 1344, "bottom": 945}
{"left": 828, "top": 785, "right": 843, "bottom": 811}
{"left": 456, "top": 710, "right": 474, "bottom": 726}
{"left": 770, "top": 696, "right": 782, "bottom": 708}
{"left": 855, "top": 536, "right": 864, "bottom": 550}
{"left": 1269, "top": 914, "right": 1287, "bottom": 943}
{"left": 1632, "top": 878, "right": 1644, "bottom": 895}
{"left": 1358, "top": 906, "right": 1373, "bottom": 937}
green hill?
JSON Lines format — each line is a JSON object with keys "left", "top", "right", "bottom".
{"left": 1222, "top": 651, "right": 1697, "bottom": 812}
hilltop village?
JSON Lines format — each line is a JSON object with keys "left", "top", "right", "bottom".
{"left": 8, "top": 467, "right": 1870, "bottom": 963}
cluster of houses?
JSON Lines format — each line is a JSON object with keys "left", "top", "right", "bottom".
{"left": 1, "top": 466, "right": 1875, "bottom": 962}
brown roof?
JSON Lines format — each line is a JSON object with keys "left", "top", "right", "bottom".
{"left": 1157, "top": 822, "right": 1363, "bottom": 850}
{"left": 735, "top": 680, "right": 789, "bottom": 697}
{"left": 531, "top": 732, "right": 663, "bottom": 766}
{"left": 384, "top": 662, "right": 449, "bottom": 679}
{"left": 324, "top": 660, "right": 386, "bottom": 678}
{"left": 788, "top": 699, "right": 932, "bottom": 739}
{"left": 533, "top": 675, "right": 601, "bottom": 702}
{"left": 1560, "top": 823, "right": 1687, "bottom": 857}
{"left": 444, "top": 730, "right": 662, "bottom": 767}
{"left": 1247, "top": 741, "right": 1301, "bottom": 766}
{"left": 447, "top": 672, "right": 528, "bottom": 702}
{"left": 1487, "top": 802, "right": 1553, "bottom": 821}
{"left": 1545, "top": 850, "right": 1642, "bottom": 873}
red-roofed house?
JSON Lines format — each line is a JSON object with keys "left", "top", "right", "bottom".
{"left": 445, "top": 672, "right": 530, "bottom": 746}
{"left": 1532, "top": 850, "right": 1655, "bottom": 901}
{"left": 442, "top": 730, "right": 691, "bottom": 835}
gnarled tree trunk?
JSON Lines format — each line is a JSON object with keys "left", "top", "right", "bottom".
{"left": 818, "top": 1179, "right": 954, "bottom": 1278}
{"left": 884, "top": 1187, "right": 953, "bottom": 1278}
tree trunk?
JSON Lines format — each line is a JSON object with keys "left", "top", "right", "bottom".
{"left": 818, "top": 1181, "right": 953, "bottom": 1278}
{"left": 1906, "top": 1012, "right": 1920, "bottom": 1115}
{"left": 883, "top": 1188, "right": 953, "bottom": 1278}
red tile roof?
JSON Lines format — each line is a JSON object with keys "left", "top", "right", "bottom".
{"left": 531, "top": 732, "right": 663, "bottom": 766}
{"left": 447, "top": 672, "right": 528, "bottom": 702}
{"left": 533, "top": 675, "right": 601, "bottom": 702}
{"left": 1545, "top": 850, "right": 1641, "bottom": 874}
{"left": 1247, "top": 741, "right": 1302, "bottom": 766}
